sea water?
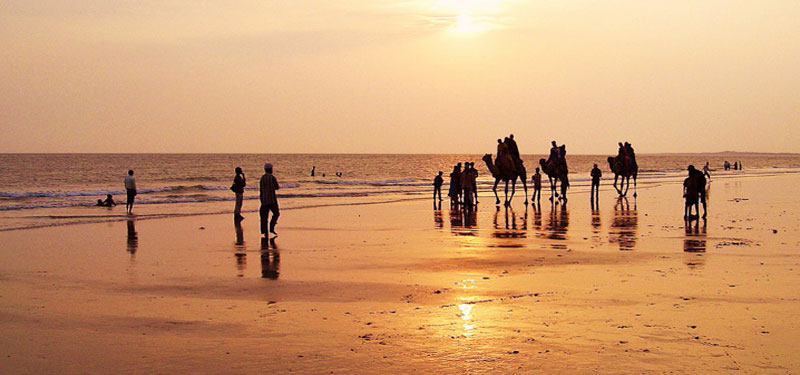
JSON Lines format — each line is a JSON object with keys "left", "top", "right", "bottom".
{"left": 0, "top": 153, "right": 798, "bottom": 231}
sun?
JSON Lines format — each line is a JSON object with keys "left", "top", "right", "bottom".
{"left": 453, "top": 14, "right": 482, "bottom": 33}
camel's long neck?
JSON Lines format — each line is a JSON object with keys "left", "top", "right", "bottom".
{"left": 484, "top": 159, "right": 499, "bottom": 177}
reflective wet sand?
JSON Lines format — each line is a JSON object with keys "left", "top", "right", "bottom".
{"left": 1, "top": 173, "right": 798, "bottom": 374}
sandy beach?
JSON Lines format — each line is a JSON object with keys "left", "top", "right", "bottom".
{"left": 1, "top": 172, "right": 799, "bottom": 374}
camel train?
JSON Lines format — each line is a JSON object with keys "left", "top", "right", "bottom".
{"left": 481, "top": 139, "right": 637, "bottom": 206}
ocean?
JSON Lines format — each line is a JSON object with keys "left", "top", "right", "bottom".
{"left": 1, "top": 153, "right": 798, "bottom": 231}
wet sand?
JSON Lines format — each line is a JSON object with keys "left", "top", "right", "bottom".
{"left": 1, "top": 173, "right": 799, "bottom": 374}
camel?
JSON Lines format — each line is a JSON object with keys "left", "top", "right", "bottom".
{"left": 482, "top": 154, "right": 528, "bottom": 206}
{"left": 607, "top": 155, "right": 638, "bottom": 197}
{"left": 539, "top": 158, "right": 569, "bottom": 203}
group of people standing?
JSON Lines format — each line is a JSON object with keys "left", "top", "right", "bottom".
{"left": 230, "top": 164, "right": 280, "bottom": 238}
{"left": 683, "top": 165, "right": 708, "bottom": 219}
{"left": 435, "top": 162, "right": 479, "bottom": 210}
{"left": 723, "top": 160, "right": 743, "bottom": 170}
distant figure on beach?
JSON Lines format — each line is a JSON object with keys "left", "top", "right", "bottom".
{"left": 733, "top": 161, "right": 739, "bottom": 170}
{"left": 231, "top": 167, "right": 246, "bottom": 221}
{"left": 460, "top": 164, "right": 475, "bottom": 210}
{"left": 703, "top": 162, "right": 711, "bottom": 180}
{"left": 448, "top": 164, "right": 462, "bottom": 206}
{"left": 96, "top": 194, "right": 116, "bottom": 207}
{"left": 259, "top": 163, "right": 280, "bottom": 237}
{"left": 433, "top": 171, "right": 443, "bottom": 201}
{"left": 723, "top": 160, "right": 730, "bottom": 170}
{"left": 590, "top": 164, "right": 602, "bottom": 200}
{"left": 531, "top": 167, "right": 542, "bottom": 204}
{"left": 469, "top": 162, "right": 479, "bottom": 204}
{"left": 124, "top": 170, "right": 136, "bottom": 213}
{"left": 684, "top": 165, "right": 707, "bottom": 219}
{"left": 738, "top": 161, "right": 743, "bottom": 170}
{"left": 311, "top": 166, "right": 315, "bottom": 177}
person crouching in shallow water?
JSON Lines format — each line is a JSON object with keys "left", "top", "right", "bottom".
{"left": 96, "top": 194, "right": 116, "bottom": 207}
{"left": 231, "top": 167, "right": 246, "bottom": 221}
{"left": 259, "top": 163, "right": 280, "bottom": 237}
{"left": 124, "top": 170, "right": 136, "bottom": 213}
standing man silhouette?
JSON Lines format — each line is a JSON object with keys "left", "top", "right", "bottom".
{"left": 590, "top": 163, "right": 602, "bottom": 201}
{"left": 259, "top": 163, "right": 280, "bottom": 237}
{"left": 433, "top": 171, "right": 444, "bottom": 201}
{"left": 124, "top": 170, "right": 136, "bottom": 213}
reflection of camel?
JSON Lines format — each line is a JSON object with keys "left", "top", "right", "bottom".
{"left": 545, "top": 204, "right": 569, "bottom": 242}
{"left": 610, "top": 197, "right": 638, "bottom": 251}
{"left": 482, "top": 154, "right": 528, "bottom": 206}
{"left": 539, "top": 158, "right": 568, "bottom": 203}
{"left": 492, "top": 206, "right": 526, "bottom": 239}
{"left": 607, "top": 155, "right": 638, "bottom": 197}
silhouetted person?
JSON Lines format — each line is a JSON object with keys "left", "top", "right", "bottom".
{"left": 231, "top": 167, "right": 246, "bottom": 221}
{"left": 461, "top": 165, "right": 474, "bottom": 210}
{"left": 259, "top": 163, "right": 280, "bottom": 237}
{"left": 469, "top": 162, "right": 479, "bottom": 204}
{"left": 733, "top": 161, "right": 738, "bottom": 170}
{"left": 96, "top": 194, "right": 116, "bottom": 207}
{"left": 448, "top": 164, "right": 462, "bottom": 206}
{"left": 703, "top": 162, "right": 711, "bottom": 180}
{"left": 689, "top": 165, "right": 708, "bottom": 218}
{"left": 506, "top": 134, "right": 520, "bottom": 162}
{"left": 738, "top": 161, "right": 743, "bottom": 170}
{"left": 590, "top": 163, "right": 602, "bottom": 200}
{"left": 723, "top": 160, "right": 730, "bottom": 170}
{"left": 684, "top": 165, "right": 707, "bottom": 219}
{"left": 124, "top": 170, "right": 136, "bottom": 213}
{"left": 311, "top": 166, "right": 315, "bottom": 177}
{"left": 531, "top": 167, "right": 542, "bottom": 204}
{"left": 433, "top": 171, "right": 444, "bottom": 201}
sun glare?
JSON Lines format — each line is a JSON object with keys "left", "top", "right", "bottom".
{"left": 433, "top": 0, "right": 502, "bottom": 34}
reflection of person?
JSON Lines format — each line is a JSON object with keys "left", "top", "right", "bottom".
{"left": 433, "top": 171, "right": 444, "bottom": 201}
{"left": 259, "top": 163, "right": 280, "bottom": 237}
{"left": 590, "top": 164, "right": 602, "bottom": 200}
{"left": 231, "top": 167, "right": 246, "bottom": 221}
{"left": 96, "top": 194, "right": 116, "bottom": 207}
{"left": 124, "top": 170, "right": 136, "bottom": 213}
{"left": 260, "top": 237, "right": 280, "bottom": 279}
{"left": 126, "top": 218, "right": 138, "bottom": 255}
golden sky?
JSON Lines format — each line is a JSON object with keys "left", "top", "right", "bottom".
{"left": 1, "top": 0, "right": 798, "bottom": 154}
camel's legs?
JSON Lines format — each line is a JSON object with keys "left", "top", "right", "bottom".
{"left": 507, "top": 179, "right": 516, "bottom": 206}
{"left": 521, "top": 178, "right": 528, "bottom": 205}
{"left": 613, "top": 174, "right": 621, "bottom": 196}
{"left": 632, "top": 174, "right": 638, "bottom": 198}
{"left": 504, "top": 180, "right": 510, "bottom": 206}
{"left": 493, "top": 179, "right": 501, "bottom": 205}
{"left": 622, "top": 176, "right": 630, "bottom": 196}
{"left": 548, "top": 176, "right": 556, "bottom": 202}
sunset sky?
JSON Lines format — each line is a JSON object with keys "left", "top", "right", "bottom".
{"left": 2, "top": 0, "right": 798, "bottom": 154}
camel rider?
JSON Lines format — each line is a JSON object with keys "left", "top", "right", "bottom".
{"left": 506, "top": 134, "right": 524, "bottom": 172}
{"left": 549, "top": 141, "right": 560, "bottom": 166}
{"left": 624, "top": 142, "right": 636, "bottom": 169}
{"left": 497, "top": 139, "right": 516, "bottom": 173}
